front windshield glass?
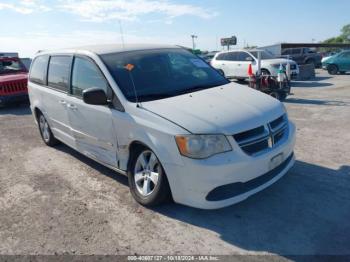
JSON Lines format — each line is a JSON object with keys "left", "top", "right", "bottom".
{"left": 101, "top": 48, "right": 229, "bottom": 102}
{"left": 0, "top": 59, "right": 27, "bottom": 75}
{"left": 249, "top": 51, "right": 275, "bottom": 60}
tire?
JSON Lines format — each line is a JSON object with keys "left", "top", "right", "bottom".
{"left": 261, "top": 69, "right": 270, "bottom": 76}
{"left": 217, "top": 69, "right": 225, "bottom": 77}
{"left": 237, "top": 78, "right": 246, "bottom": 82}
{"left": 327, "top": 64, "right": 338, "bottom": 75}
{"left": 269, "top": 91, "right": 281, "bottom": 101}
{"left": 279, "top": 93, "right": 287, "bottom": 101}
{"left": 37, "top": 112, "right": 60, "bottom": 147}
{"left": 128, "top": 146, "right": 171, "bottom": 207}
{"left": 305, "top": 59, "right": 315, "bottom": 67}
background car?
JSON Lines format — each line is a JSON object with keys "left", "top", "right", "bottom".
{"left": 211, "top": 49, "right": 299, "bottom": 80}
{"left": 281, "top": 47, "right": 322, "bottom": 68}
{"left": 322, "top": 50, "right": 350, "bottom": 74}
{"left": 0, "top": 56, "right": 28, "bottom": 106}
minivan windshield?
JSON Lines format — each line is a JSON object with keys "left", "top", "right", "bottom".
{"left": 249, "top": 51, "right": 275, "bottom": 60}
{"left": 101, "top": 48, "right": 229, "bottom": 102}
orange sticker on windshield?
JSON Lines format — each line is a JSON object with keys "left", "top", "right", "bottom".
{"left": 124, "top": 64, "right": 135, "bottom": 71}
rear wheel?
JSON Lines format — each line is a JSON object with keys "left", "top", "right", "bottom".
{"left": 269, "top": 91, "right": 281, "bottom": 101}
{"left": 128, "top": 146, "right": 171, "bottom": 206}
{"left": 327, "top": 64, "right": 338, "bottom": 75}
{"left": 38, "top": 112, "right": 59, "bottom": 146}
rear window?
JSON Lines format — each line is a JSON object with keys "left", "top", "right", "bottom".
{"left": 47, "top": 56, "right": 72, "bottom": 92}
{"left": 29, "top": 55, "right": 49, "bottom": 85}
{"left": 0, "top": 59, "right": 27, "bottom": 75}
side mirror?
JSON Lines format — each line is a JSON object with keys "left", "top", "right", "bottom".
{"left": 82, "top": 88, "right": 108, "bottom": 105}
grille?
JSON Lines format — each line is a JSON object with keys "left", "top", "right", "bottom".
{"left": 233, "top": 114, "right": 288, "bottom": 156}
{"left": 0, "top": 80, "right": 27, "bottom": 95}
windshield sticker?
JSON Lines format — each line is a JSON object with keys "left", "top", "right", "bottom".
{"left": 190, "top": 59, "right": 210, "bottom": 68}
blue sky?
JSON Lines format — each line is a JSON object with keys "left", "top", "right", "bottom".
{"left": 1, "top": 0, "right": 349, "bottom": 57}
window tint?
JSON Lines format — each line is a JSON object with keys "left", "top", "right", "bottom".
{"left": 238, "top": 52, "right": 253, "bottom": 61}
{"left": 48, "top": 56, "right": 71, "bottom": 92}
{"left": 292, "top": 49, "right": 301, "bottom": 55}
{"left": 225, "top": 52, "right": 238, "bottom": 61}
{"left": 29, "top": 55, "right": 49, "bottom": 84}
{"left": 282, "top": 49, "right": 291, "bottom": 55}
{"left": 216, "top": 53, "right": 227, "bottom": 61}
{"left": 71, "top": 57, "right": 108, "bottom": 97}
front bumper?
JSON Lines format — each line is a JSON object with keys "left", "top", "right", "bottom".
{"left": 0, "top": 93, "right": 29, "bottom": 105}
{"left": 163, "top": 122, "right": 296, "bottom": 209}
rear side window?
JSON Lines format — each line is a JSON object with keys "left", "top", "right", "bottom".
{"left": 29, "top": 55, "right": 49, "bottom": 85}
{"left": 71, "top": 57, "right": 108, "bottom": 97}
{"left": 225, "top": 52, "right": 239, "bottom": 61}
{"left": 48, "top": 56, "right": 72, "bottom": 92}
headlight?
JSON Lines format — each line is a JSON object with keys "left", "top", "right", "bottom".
{"left": 175, "top": 134, "right": 232, "bottom": 159}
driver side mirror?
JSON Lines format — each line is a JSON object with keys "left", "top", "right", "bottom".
{"left": 83, "top": 88, "right": 108, "bottom": 105}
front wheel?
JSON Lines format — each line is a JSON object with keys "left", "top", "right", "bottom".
{"left": 327, "top": 64, "right": 338, "bottom": 75}
{"left": 128, "top": 147, "right": 171, "bottom": 206}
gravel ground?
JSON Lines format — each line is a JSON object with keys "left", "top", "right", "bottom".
{"left": 0, "top": 69, "right": 349, "bottom": 259}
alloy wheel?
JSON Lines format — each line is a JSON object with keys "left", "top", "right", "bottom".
{"left": 134, "top": 150, "right": 160, "bottom": 196}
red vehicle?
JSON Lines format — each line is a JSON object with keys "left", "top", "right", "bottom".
{"left": 0, "top": 57, "right": 29, "bottom": 106}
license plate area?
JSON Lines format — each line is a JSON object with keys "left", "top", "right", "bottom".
{"left": 269, "top": 153, "right": 284, "bottom": 170}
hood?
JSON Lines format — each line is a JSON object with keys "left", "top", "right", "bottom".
{"left": 141, "top": 83, "right": 285, "bottom": 135}
{"left": 0, "top": 72, "right": 28, "bottom": 84}
{"left": 262, "top": 58, "right": 296, "bottom": 65}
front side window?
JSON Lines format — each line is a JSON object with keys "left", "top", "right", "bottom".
{"left": 29, "top": 55, "right": 49, "bottom": 84}
{"left": 101, "top": 48, "right": 229, "bottom": 102}
{"left": 71, "top": 57, "right": 108, "bottom": 97}
{"left": 48, "top": 56, "right": 71, "bottom": 92}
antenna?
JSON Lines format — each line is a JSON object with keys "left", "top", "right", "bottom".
{"left": 119, "top": 20, "right": 125, "bottom": 48}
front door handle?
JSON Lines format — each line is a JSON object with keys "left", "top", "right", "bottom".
{"left": 59, "top": 100, "right": 66, "bottom": 105}
{"left": 67, "top": 104, "right": 77, "bottom": 110}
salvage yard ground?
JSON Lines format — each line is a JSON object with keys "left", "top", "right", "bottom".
{"left": 0, "top": 69, "right": 349, "bottom": 258}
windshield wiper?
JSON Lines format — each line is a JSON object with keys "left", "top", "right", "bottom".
{"left": 137, "top": 93, "right": 172, "bottom": 102}
{"left": 173, "top": 84, "right": 222, "bottom": 96}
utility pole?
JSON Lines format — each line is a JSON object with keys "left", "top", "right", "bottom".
{"left": 119, "top": 20, "right": 125, "bottom": 48}
{"left": 191, "top": 35, "right": 198, "bottom": 51}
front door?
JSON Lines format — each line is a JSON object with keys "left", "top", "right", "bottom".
{"left": 66, "top": 56, "right": 118, "bottom": 167}
{"left": 338, "top": 52, "right": 350, "bottom": 71}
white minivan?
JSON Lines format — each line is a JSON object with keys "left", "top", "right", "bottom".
{"left": 28, "top": 44, "right": 296, "bottom": 209}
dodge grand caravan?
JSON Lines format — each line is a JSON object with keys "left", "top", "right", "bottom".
{"left": 28, "top": 44, "right": 296, "bottom": 209}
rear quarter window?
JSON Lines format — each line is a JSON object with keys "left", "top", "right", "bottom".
{"left": 29, "top": 55, "right": 49, "bottom": 85}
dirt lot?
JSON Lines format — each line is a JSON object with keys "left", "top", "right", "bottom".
{"left": 0, "top": 69, "right": 349, "bottom": 258}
